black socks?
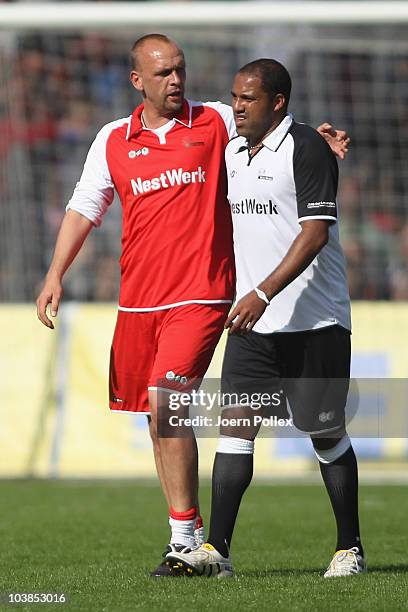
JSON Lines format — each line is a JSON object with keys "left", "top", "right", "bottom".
{"left": 207, "top": 452, "right": 254, "bottom": 557}
{"left": 318, "top": 446, "right": 363, "bottom": 556}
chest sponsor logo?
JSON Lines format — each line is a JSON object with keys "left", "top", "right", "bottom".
{"left": 131, "top": 166, "right": 206, "bottom": 195}
{"left": 258, "top": 169, "right": 273, "bottom": 181}
{"left": 231, "top": 198, "right": 278, "bottom": 215}
{"left": 128, "top": 147, "right": 149, "bottom": 158}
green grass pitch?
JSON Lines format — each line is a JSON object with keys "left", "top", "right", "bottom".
{"left": 1, "top": 480, "right": 407, "bottom": 611}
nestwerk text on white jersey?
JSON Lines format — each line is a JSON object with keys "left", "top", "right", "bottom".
{"left": 226, "top": 114, "right": 351, "bottom": 334}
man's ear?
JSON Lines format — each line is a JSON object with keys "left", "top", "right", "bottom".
{"left": 130, "top": 70, "right": 143, "bottom": 92}
{"left": 273, "top": 93, "right": 286, "bottom": 112}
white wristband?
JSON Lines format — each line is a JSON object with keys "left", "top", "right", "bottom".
{"left": 254, "top": 287, "right": 270, "bottom": 305}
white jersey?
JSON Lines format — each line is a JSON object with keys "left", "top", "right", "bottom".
{"left": 225, "top": 113, "right": 351, "bottom": 334}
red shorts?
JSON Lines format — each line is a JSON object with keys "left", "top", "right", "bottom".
{"left": 109, "top": 303, "right": 230, "bottom": 413}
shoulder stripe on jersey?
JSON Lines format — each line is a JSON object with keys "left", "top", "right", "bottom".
{"left": 201, "top": 100, "right": 236, "bottom": 140}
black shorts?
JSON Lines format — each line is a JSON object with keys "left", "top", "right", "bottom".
{"left": 221, "top": 325, "right": 351, "bottom": 435}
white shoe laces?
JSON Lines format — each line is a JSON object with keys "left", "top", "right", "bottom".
{"left": 327, "top": 546, "right": 362, "bottom": 575}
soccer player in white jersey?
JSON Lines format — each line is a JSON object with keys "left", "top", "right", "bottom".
{"left": 167, "top": 59, "right": 366, "bottom": 578}
{"left": 36, "top": 36, "right": 349, "bottom": 577}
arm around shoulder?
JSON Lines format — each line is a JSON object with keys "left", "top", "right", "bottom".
{"left": 316, "top": 122, "right": 350, "bottom": 160}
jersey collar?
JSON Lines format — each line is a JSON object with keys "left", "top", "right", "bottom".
{"left": 126, "top": 99, "right": 192, "bottom": 140}
{"left": 174, "top": 99, "right": 192, "bottom": 128}
{"left": 261, "top": 113, "right": 293, "bottom": 152}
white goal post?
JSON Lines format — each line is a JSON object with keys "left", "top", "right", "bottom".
{"left": 1, "top": 1, "right": 408, "bottom": 29}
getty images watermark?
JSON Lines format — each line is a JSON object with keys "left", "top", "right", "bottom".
{"left": 156, "top": 377, "right": 408, "bottom": 438}
{"left": 158, "top": 388, "right": 294, "bottom": 435}
{"left": 168, "top": 413, "right": 293, "bottom": 428}
{"left": 168, "top": 389, "right": 283, "bottom": 412}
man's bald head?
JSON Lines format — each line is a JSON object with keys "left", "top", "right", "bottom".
{"left": 130, "top": 34, "right": 184, "bottom": 71}
{"left": 129, "top": 33, "right": 186, "bottom": 123}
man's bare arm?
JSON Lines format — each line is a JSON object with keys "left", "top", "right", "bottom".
{"left": 36, "top": 210, "right": 94, "bottom": 329}
{"left": 225, "top": 220, "right": 330, "bottom": 334}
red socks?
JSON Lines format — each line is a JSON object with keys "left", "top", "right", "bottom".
{"left": 169, "top": 506, "right": 198, "bottom": 521}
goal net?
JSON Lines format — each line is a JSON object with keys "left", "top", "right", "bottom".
{"left": 1, "top": 3, "right": 407, "bottom": 302}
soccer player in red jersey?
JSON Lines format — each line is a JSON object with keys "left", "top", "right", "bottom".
{"left": 36, "top": 34, "right": 349, "bottom": 576}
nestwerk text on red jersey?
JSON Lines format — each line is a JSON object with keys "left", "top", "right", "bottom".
{"left": 67, "top": 100, "right": 236, "bottom": 311}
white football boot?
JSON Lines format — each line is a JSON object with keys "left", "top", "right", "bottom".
{"left": 167, "top": 542, "right": 234, "bottom": 578}
{"left": 324, "top": 546, "right": 367, "bottom": 577}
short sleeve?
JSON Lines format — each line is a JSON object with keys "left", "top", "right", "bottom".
{"left": 66, "top": 123, "right": 116, "bottom": 227}
{"left": 291, "top": 123, "right": 338, "bottom": 223}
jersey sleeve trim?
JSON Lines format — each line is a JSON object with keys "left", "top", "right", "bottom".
{"left": 298, "top": 215, "right": 337, "bottom": 224}
{"left": 66, "top": 208, "right": 102, "bottom": 226}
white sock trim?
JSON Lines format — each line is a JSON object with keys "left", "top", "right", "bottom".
{"left": 314, "top": 434, "right": 351, "bottom": 464}
{"left": 216, "top": 436, "right": 254, "bottom": 455}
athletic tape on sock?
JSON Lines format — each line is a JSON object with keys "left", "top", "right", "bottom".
{"left": 314, "top": 434, "right": 351, "bottom": 464}
{"left": 216, "top": 436, "right": 254, "bottom": 455}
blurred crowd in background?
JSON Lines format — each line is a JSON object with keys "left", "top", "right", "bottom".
{"left": 1, "top": 25, "right": 407, "bottom": 301}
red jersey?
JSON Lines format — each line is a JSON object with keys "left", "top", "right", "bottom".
{"left": 67, "top": 100, "right": 236, "bottom": 310}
